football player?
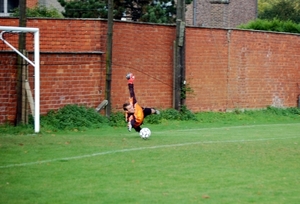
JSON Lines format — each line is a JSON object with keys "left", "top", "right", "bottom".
{"left": 123, "top": 73, "right": 160, "bottom": 132}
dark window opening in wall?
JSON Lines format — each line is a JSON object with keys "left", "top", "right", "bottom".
{"left": 8, "top": 0, "right": 19, "bottom": 12}
{"left": 0, "top": 0, "right": 19, "bottom": 15}
{"left": 210, "top": 0, "right": 230, "bottom": 4}
{"left": 0, "top": 0, "right": 4, "bottom": 13}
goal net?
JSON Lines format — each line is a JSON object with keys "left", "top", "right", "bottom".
{"left": 0, "top": 26, "right": 40, "bottom": 133}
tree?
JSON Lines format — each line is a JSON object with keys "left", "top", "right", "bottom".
{"left": 58, "top": 0, "right": 190, "bottom": 24}
{"left": 258, "top": 0, "right": 277, "bottom": 14}
{"left": 11, "top": 5, "right": 63, "bottom": 18}
{"left": 140, "top": 1, "right": 176, "bottom": 23}
{"left": 258, "top": 0, "right": 300, "bottom": 23}
{"left": 113, "top": 0, "right": 153, "bottom": 21}
{"left": 58, "top": 0, "right": 107, "bottom": 18}
{"left": 238, "top": 18, "right": 300, "bottom": 34}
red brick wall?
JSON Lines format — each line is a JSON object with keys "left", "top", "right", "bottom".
{"left": 0, "top": 18, "right": 104, "bottom": 51}
{"left": 110, "top": 23, "right": 175, "bottom": 110}
{"left": 185, "top": 28, "right": 300, "bottom": 111}
{"left": 227, "top": 30, "right": 300, "bottom": 109}
{"left": 39, "top": 54, "right": 103, "bottom": 111}
{"left": 185, "top": 28, "right": 229, "bottom": 111}
{"left": 0, "top": 18, "right": 175, "bottom": 123}
{"left": 0, "top": 53, "right": 17, "bottom": 122}
{"left": 0, "top": 18, "right": 107, "bottom": 122}
{"left": 1, "top": 18, "right": 300, "bottom": 124}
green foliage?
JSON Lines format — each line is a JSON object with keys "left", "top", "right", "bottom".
{"left": 180, "top": 105, "right": 197, "bottom": 121}
{"left": 160, "top": 106, "right": 197, "bottom": 121}
{"left": 11, "top": 5, "right": 63, "bottom": 18}
{"left": 57, "top": 0, "right": 191, "bottom": 23}
{"left": 3, "top": 104, "right": 300, "bottom": 134}
{"left": 258, "top": 0, "right": 300, "bottom": 23}
{"left": 196, "top": 106, "right": 300, "bottom": 125}
{"left": 140, "top": 3, "right": 169, "bottom": 23}
{"left": 108, "top": 111, "right": 126, "bottom": 127}
{"left": 140, "top": 2, "right": 176, "bottom": 24}
{"left": 58, "top": 0, "right": 107, "bottom": 18}
{"left": 109, "top": 106, "right": 197, "bottom": 127}
{"left": 185, "top": 0, "right": 193, "bottom": 5}
{"left": 237, "top": 18, "right": 300, "bottom": 34}
{"left": 181, "top": 83, "right": 194, "bottom": 100}
{"left": 161, "top": 108, "right": 181, "bottom": 120}
{"left": 41, "top": 104, "right": 108, "bottom": 131}
{"left": 265, "top": 106, "right": 300, "bottom": 116}
{"left": 144, "top": 112, "right": 162, "bottom": 124}
{"left": 58, "top": 0, "right": 149, "bottom": 20}
{"left": 0, "top": 123, "right": 33, "bottom": 135}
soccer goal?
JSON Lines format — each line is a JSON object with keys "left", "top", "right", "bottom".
{"left": 0, "top": 26, "right": 40, "bottom": 133}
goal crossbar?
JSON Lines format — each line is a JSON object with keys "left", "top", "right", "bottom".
{"left": 0, "top": 26, "right": 40, "bottom": 133}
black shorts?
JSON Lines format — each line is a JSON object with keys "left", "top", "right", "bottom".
{"left": 143, "top": 107, "right": 152, "bottom": 118}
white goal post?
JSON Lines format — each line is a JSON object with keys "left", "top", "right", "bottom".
{"left": 0, "top": 26, "right": 40, "bottom": 133}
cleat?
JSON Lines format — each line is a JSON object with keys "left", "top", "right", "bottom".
{"left": 155, "top": 109, "right": 160, "bottom": 114}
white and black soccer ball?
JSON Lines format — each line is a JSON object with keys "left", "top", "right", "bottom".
{"left": 139, "top": 127, "right": 151, "bottom": 139}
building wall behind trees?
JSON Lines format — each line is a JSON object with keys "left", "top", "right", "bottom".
{"left": 0, "top": 17, "right": 299, "bottom": 123}
{"left": 27, "top": 0, "right": 38, "bottom": 8}
{"left": 186, "top": 0, "right": 257, "bottom": 28}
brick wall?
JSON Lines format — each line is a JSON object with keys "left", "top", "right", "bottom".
{"left": 110, "top": 23, "right": 175, "bottom": 110}
{"left": 185, "top": 28, "right": 300, "bottom": 111}
{"left": 0, "top": 18, "right": 104, "bottom": 52}
{"left": 0, "top": 18, "right": 175, "bottom": 123}
{"left": 1, "top": 17, "right": 300, "bottom": 124}
{"left": 185, "top": 28, "right": 229, "bottom": 111}
{"left": 0, "top": 53, "right": 17, "bottom": 122}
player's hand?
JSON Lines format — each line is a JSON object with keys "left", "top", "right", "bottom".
{"left": 126, "top": 73, "right": 132, "bottom": 79}
{"left": 127, "top": 122, "right": 132, "bottom": 132}
{"left": 126, "top": 73, "right": 135, "bottom": 84}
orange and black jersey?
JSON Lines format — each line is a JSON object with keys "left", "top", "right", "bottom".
{"left": 125, "top": 84, "right": 154, "bottom": 132}
{"left": 125, "top": 84, "right": 145, "bottom": 129}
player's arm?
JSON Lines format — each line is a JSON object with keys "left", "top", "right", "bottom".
{"left": 126, "top": 73, "right": 137, "bottom": 104}
{"left": 127, "top": 114, "right": 134, "bottom": 131}
{"left": 128, "top": 84, "right": 137, "bottom": 105}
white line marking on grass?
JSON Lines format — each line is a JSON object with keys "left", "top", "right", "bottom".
{"left": 0, "top": 135, "right": 299, "bottom": 169}
{"left": 120, "top": 123, "right": 300, "bottom": 136}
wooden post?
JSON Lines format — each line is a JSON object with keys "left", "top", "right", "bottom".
{"left": 16, "top": 0, "right": 27, "bottom": 125}
{"left": 21, "top": 50, "right": 28, "bottom": 124}
{"left": 105, "top": 0, "right": 114, "bottom": 117}
{"left": 25, "top": 81, "right": 35, "bottom": 116}
{"left": 174, "top": 0, "right": 186, "bottom": 110}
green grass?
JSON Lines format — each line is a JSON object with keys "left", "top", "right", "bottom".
{"left": 1, "top": 110, "right": 300, "bottom": 203}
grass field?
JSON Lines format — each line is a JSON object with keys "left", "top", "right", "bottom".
{"left": 1, "top": 115, "right": 300, "bottom": 203}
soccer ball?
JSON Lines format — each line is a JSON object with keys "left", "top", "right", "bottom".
{"left": 139, "top": 127, "right": 151, "bottom": 139}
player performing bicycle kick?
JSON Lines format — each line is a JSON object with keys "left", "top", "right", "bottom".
{"left": 123, "top": 73, "right": 160, "bottom": 133}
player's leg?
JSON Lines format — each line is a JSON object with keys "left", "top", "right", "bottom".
{"left": 133, "top": 126, "right": 142, "bottom": 132}
{"left": 143, "top": 107, "right": 160, "bottom": 118}
{"left": 153, "top": 108, "right": 160, "bottom": 114}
